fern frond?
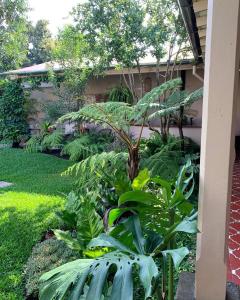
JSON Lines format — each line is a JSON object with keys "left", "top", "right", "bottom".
{"left": 63, "top": 151, "right": 128, "bottom": 191}
{"left": 61, "top": 136, "right": 102, "bottom": 161}
{"left": 133, "top": 78, "right": 182, "bottom": 121}
{"left": 41, "top": 130, "right": 64, "bottom": 150}
{"left": 148, "top": 88, "right": 203, "bottom": 120}
{"left": 25, "top": 136, "right": 42, "bottom": 153}
{"left": 142, "top": 139, "right": 183, "bottom": 179}
{"left": 58, "top": 102, "right": 134, "bottom": 133}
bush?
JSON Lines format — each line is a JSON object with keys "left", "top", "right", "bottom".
{"left": 24, "top": 238, "right": 77, "bottom": 299}
{"left": 0, "top": 80, "right": 29, "bottom": 146}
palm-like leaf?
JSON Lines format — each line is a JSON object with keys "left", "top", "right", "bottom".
{"left": 58, "top": 102, "right": 134, "bottom": 133}
{"left": 148, "top": 88, "right": 203, "bottom": 120}
{"left": 63, "top": 151, "right": 128, "bottom": 191}
{"left": 133, "top": 78, "right": 182, "bottom": 121}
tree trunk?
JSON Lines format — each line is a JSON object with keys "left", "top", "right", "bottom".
{"left": 178, "top": 106, "right": 185, "bottom": 151}
{"left": 128, "top": 146, "right": 139, "bottom": 181}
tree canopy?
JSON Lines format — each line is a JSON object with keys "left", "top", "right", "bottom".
{"left": 27, "top": 19, "right": 53, "bottom": 65}
{"left": 0, "top": 0, "right": 29, "bottom": 72}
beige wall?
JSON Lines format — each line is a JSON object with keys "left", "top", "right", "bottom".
{"left": 28, "top": 68, "right": 205, "bottom": 141}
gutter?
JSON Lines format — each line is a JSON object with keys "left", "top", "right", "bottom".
{"left": 177, "top": 0, "right": 203, "bottom": 64}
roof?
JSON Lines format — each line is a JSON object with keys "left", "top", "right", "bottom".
{"left": 178, "top": 0, "right": 208, "bottom": 62}
{"left": 0, "top": 59, "right": 197, "bottom": 78}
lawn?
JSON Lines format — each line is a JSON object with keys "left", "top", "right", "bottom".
{"left": 0, "top": 148, "right": 74, "bottom": 300}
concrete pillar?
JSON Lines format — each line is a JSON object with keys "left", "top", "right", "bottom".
{"left": 196, "top": 1, "right": 240, "bottom": 300}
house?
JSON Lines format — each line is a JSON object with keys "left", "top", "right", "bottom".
{"left": 2, "top": 60, "right": 204, "bottom": 144}
{"left": 178, "top": 0, "right": 240, "bottom": 299}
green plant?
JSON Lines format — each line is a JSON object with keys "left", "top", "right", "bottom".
{"left": 24, "top": 238, "right": 77, "bottom": 298}
{"left": 61, "top": 131, "right": 114, "bottom": 162}
{"left": 59, "top": 78, "right": 182, "bottom": 181}
{"left": 54, "top": 192, "right": 104, "bottom": 255}
{"left": 39, "top": 161, "right": 197, "bottom": 300}
{"left": 41, "top": 129, "right": 64, "bottom": 151}
{"left": 0, "top": 80, "right": 29, "bottom": 147}
{"left": 108, "top": 85, "right": 134, "bottom": 104}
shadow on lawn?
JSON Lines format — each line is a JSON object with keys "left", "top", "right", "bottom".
{"left": 0, "top": 204, "right": 60, "bottom": 299}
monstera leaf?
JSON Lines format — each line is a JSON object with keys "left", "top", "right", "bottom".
{"left": 39, "top": 251, "right": 158, "bottom": 300}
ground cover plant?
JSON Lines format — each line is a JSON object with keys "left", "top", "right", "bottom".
{"left": 0, "top": 148, "right": 74, "bottom": 300}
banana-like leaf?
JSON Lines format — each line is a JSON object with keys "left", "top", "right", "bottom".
{"left": 39, "top": 251, "right": 159, "bottom": 300}
{"left": 173, "top": 218, "right": 198, "bottom": 234}
{"left": 162, "top": 247, "right": 189, "bottom": 270}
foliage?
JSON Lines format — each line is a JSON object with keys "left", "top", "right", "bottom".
{"left": 41, "top": 129, "right": 64, "bottom": 151}
{"left": 59, "top": 79, "right": 182, "bottom": 181}
{"left": 39, "top": 160, "right": 197, "bottom": 300}
{"left": 61, "top": 131, "right": 114, "bottom": 162}
{"left": 55, "top": 192, "right": 104, "bottom": 254}
{"left": 148, "top": 88, "right": 203, "bottom": 121}
{"left": 0, "top": 148, "right": 74, "bottom": 299}
{"left": 108, "top": 85, "right": 134, "bottom": 105}
{"left": 52, "top": 25, "right": 94, "bottom": 111}
{"left": 64, "top": 151, "right": 128, "bottom": 193}
{"left": 27, "top": 19, "right": 53, "bottom": 65}
{"left": 0, "top": 0, "right": 29, "bottom": 72}
{"left": 0, "top": 79, "right": 29, "bottom": 145}
{"left": 25, "top": 135, "right": 42, "bottom": 153}
{"left": 24, "top": 238, "right": 78, "bottom": 298}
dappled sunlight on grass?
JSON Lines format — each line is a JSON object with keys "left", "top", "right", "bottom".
{"left": 0, "top": 149, "right": 74, "bottom": 299}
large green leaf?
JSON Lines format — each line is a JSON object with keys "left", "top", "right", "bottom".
{"left": 173, "top": 218, "right": 198, "bottom": 234}
{"left": 88, "top": 233, "right": 135, "bottom": 254}
{"left": 162, "top": 247, "right": 189, "bottom": 270}
{"left": 118, "top": 190, "right": 158, "bottom": 206}
{"left": 54, "top": 229, "right": 82, "bottom": 251}
{"left": 39, "top": 251, "right": 159, "bottom": 300}
{"left": 132, "top": 168, "right": 150, "bottom": 190}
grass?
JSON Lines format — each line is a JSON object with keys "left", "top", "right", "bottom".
{"left": 0, "top": 148, "right": 74, "bottom": 300}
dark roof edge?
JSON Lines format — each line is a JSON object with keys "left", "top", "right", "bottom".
{"left": 177, "top": 0, "right": 203, "bottom": 64}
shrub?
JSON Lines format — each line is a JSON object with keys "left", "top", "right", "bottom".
{"left": 24, "top": 238, "right": 77, "bottom": 299}
{"left": 0, "top": 79, "right": 29, "bottom": 146}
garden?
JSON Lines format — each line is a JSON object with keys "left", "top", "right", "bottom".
{"left": 0, "top": 0, "right": 203, "bottom": 299}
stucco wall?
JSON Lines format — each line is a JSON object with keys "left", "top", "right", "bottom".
{"left": 27, "top": 68, "right": 204, "bottom": 142}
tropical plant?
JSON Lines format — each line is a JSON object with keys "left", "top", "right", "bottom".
{"left": 59, "top": 78, "right": 182, "bottom": 181}
{"left": 147, "top": 88, "right": 203, "bottom": 149}
{"left": 107, "top": 85, "right": 134, "bottom": 105}
{"left": 39, "top": 161, "right": 197, "bottom": 300}
{"left": 61, "top": 131, "right": 114, "bottom": 162}
{"left": 41, "top": 129, "right": 64, "bottom": 151}
{"left": 54, "top": 192, "right": 104, "bottom": 256}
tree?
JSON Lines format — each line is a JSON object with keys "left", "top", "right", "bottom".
{"left": 0, "top": 0, "right": 29, "bottom": 72}
{"left": 72, "top": 0, "right": 147, "bottom": 101}
{"left": 27, "top": 20, "right": 53, "bottom": 65}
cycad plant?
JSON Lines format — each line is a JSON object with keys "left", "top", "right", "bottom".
{"left": 58, "top": 78, "right": 182, "bottom": 181}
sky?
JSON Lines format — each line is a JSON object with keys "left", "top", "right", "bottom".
{"left": 28, "top": 0, "right": 83, "bottom": 36}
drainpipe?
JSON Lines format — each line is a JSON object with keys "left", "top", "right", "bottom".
{"left": 193, "top": 65, "right": 204, "bottom": 83}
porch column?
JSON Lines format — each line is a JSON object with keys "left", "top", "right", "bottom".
{"left": 196, "top": 1, "right": 240, "bottom": 300}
